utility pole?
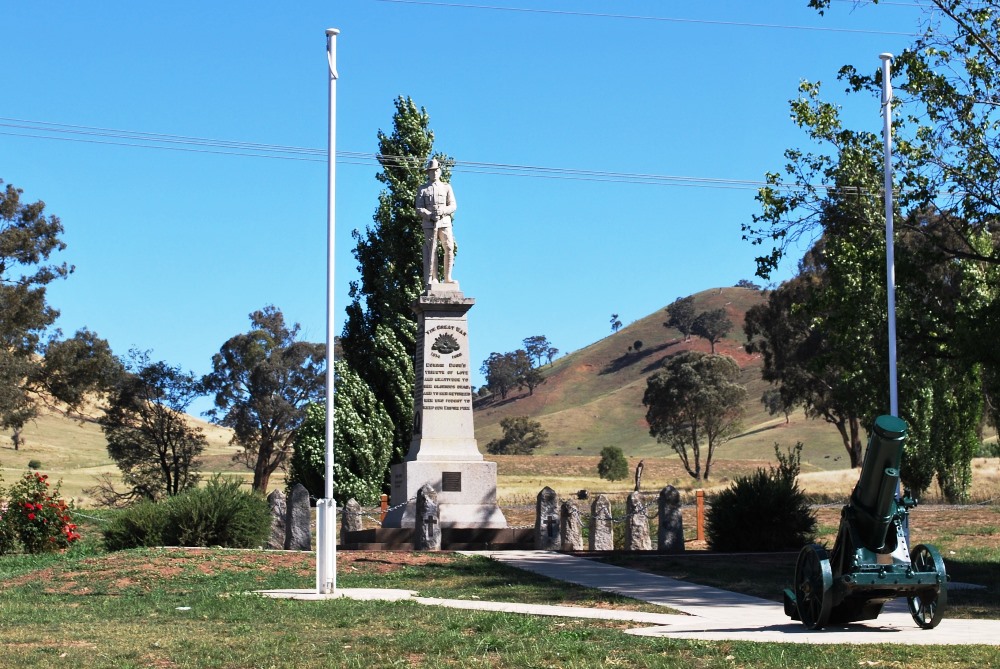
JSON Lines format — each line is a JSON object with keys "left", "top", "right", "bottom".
{"left": 316, "top": 27, "right": 340, "bottom": 596}
{"left": 880, "top": 52, "right": 898, "bottom": 418}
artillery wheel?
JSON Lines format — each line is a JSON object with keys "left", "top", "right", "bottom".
{"left": 908, "top": 543, "right": 947, "bottom": 629}
{"left": 794, "top": 544, "right": 833, "bottom": 629}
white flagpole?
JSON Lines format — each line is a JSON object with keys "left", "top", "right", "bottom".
{"left": 880, "top": 52, "right": 898, "bottom": 418}
{"left": 317, "top": 27, "right": 340, "bottom": 596}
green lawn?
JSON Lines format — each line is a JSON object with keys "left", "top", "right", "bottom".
{"left": 1, "top": 514, "right": 998, "bottom": 668}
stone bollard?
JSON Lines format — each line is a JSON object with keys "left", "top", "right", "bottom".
{"left": 589, "top": 494, "right": 614, "bottom": 551}
{"left": 285, "top": 483, "right": 312, "bottom": 551}
{"left": 624, "top": 491, "right": 651, "bottom": 551}
{"left": 657, "top": 486, "right": 685, "bottom": 553}
{"left": 342, "top": 498, "right": 363, "bottom": 534}
{"left": 266, "top": 489, "right": 286, "bottom": 550}
{"left": 534, "top": 486, "right": 560, "bottom": 550}
{"left": 560, "top": 500, "right": 583, "bottom": 551}
{"left": 415, "top": 484, "right": 441, "bottom": 551}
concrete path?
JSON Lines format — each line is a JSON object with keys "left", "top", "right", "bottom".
{"left": 479, "top": 550, "right": 1000, "bottom": 645}
{"left": 258, "top": 550, "right": 1000, "bottom": 646}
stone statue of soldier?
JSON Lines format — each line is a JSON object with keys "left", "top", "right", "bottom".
{"left": 415, "top": 158, "right": 457, "bottom": 286}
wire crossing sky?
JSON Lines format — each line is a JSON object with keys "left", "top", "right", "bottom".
{"left": 1, "top": 1, "right": 932, "bottom": 408}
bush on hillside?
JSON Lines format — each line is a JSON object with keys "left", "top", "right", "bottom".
{"left": 597, "top": 446, "right": 629, "bottom": 481}
{"left": 706, "top": 443, "right": 815, "bottom": 552}
{"left": 103, "top": 475, "right": 271, "bottom": 551}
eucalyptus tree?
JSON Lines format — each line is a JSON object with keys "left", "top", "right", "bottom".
{"left": 1, "top": 180, "right": 119, "bottom": 446}
{"left": 643, "top": 351, "right": 747, "bottom": 481}
{"left": 203, "top": 306, "right": 325, "bottom": 493}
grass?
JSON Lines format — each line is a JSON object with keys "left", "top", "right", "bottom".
{"left": 2, "top": 534, "right": 999, "bottom": 668}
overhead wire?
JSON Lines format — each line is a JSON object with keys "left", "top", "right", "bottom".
{"left": 0, "top": 117, "right": 871, "bottom": 195}
{"left": 373, "top": 0, "right": 925, "bottom": 36}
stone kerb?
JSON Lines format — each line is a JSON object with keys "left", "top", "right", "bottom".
{"left": 342, "top": 498, "right": 363, "bottom": 534}
{"left": 285, "top": 483, "right": 311, "bottom": 551}
{"left": 416, "top": 484, "right": 442, "bottom": 551}
{"left": 559, "top": 500, "right": 583, "bottom": 551}
{"left": 534, "top": 486, "right": 560, "bottom": 550}
{"left": 266, "top": 489, "right": 286, "bottom": 550}
{"left": 589, "top": 495, "right": 614, "bottom": 551}
{"left": 625, "top": 491, "right": 652, "bottom": 551}
{"left": 657, "top": 486, "right": 684, "bottom": 553}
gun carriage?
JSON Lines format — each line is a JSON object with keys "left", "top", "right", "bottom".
{"left": 784, "top": 415, "right": 948, "bottom": 630}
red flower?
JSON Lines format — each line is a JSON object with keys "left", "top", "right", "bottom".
{"left": 27, "top": 512, "right": 36, "bottom": 521}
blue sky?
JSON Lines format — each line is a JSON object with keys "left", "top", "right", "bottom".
{"left": 2, "top": 1, "right": 928, "bottom": 412}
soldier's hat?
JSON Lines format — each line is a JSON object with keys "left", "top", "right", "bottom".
{"left": 425, "top": 158, "right": 441, "bottom": 171}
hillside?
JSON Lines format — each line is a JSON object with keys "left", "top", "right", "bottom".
{"left": 473, "top": 287, "right": 850, "bottom": 468}
{"left": 0, "top": 405, "right": 256, "bottom": 503}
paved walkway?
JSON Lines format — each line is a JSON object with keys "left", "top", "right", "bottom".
{"left": 258, "top": 550, "right": 1000, "bottom": 646}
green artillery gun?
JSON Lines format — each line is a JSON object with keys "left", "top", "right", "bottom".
{"left": 783, "top": 415, "right": 948, "bottom": 630}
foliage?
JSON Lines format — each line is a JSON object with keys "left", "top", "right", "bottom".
{"left": 706, "top": 460, "right": 816, "bottom": 552}
{"left": 735, "top": 279, "right": 762, "bottom": 290}
{"left": 0, "top": 471, "right": 80, "bottom": 555}
{"left": 101, "top": 500, "right": 169, "bottom": 551}
{"left": 480, "top": 349, "right": 532, "bottom": 400}
{"left": 738, "top": 3, "right": 1000, "bottom": 496}
{"left": 523, "top": 335, "right": 556, "bottom": 367}
{"left": 596, "top": 446, "right": 629, "bottom": 481}
{"left": 771, "top": 441, "right": 803, "bottom": 484}
{"left": 485, "top": 416, "right": 548, "bottom": 455}
{"left": 102, "top": 475, "right": 270, "bottom": 551}
{"left": 203, "top": 305, "right": 325, "bottom": 493}
{"left": 26, "top": 460, "right": 41, "bottom": 470}
{"left": 518, "top": 366, "right": 546, "bottom": 396}
{"left": 0, "top": 180, "right": 120, "bottom": 442}
{"left": 691, "top": 308, "right": 733, "bottom": 354}
{"left": 341, "top": 97, "right": 452, "bottom": 469}
{"left": 609, "top": 313, "right": 622, "bottom": 333}
{"left": 744, "top": 263, "right": 871, "bottom": 467}
{"left": 760, "top": 388, "right": 793, "bottom": 423}
{"left": 664, "top": 296, "right": 696, "bottom": 340}
{"left": 287, "top": 370, "right": 394, "bottom": 505}
{"left": 643, "top": 351, "right": 747, "bottom": 480}
{"left": 97, "top": 351, "right": 206, "bottom": 504}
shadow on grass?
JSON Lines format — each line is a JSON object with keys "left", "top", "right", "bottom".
{"left": 600, "top": 341, "right": 680, "bottom": 376}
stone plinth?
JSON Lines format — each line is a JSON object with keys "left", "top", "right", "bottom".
{"left": 382, "top": 286, "right": 507, "bottom": 529}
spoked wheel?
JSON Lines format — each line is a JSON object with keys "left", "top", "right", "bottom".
{"left": 794, "top": 544, "right": 833, "bottom": 629}
{"left": 908, "top": 543, "right": 947, "bottom": 629}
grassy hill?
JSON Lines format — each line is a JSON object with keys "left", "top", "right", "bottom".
{"left": 473, "top": 287, "right": 850, "bottom": 469}
{"left": 0, "top": 406, "right": 268, "bottom": 504}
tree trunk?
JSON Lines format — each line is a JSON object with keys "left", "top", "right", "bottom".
{"left": 848, "top": 416, "right": 864, "bottom": 468}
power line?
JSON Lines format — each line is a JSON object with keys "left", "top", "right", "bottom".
{"left": 373, "top": 0, "right": 925, "bottom": 36}
{"left": 0, "top": 116, "right": 900, "bottom": 197}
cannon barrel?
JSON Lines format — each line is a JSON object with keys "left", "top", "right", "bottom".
{"left": 849, "top": 415, "right": 907, "bottom": 552}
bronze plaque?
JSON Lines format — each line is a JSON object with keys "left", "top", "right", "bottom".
{"left": 441, "top": 471, "right": 462, "bottom": 492}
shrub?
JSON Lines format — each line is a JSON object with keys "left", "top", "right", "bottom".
{"left": 486, "top": 416, "right": 548, "bottom": 455}
{"left": 706, "top": 444, "right": 816, "bottom": 552}
{"left": 102, "top": 500, "right": 169, "bottom": 551}
{"left": 166, "top": 475, "right": 271, "bottom": 548}
{"left": 102, "top": 475, "right": 271, "bottom": 551}
{"left": 0, "top": 472, "right": 80, "bottom": 554}
{"left": 597, "top": 446, "right": 629, "bottom": 481}
{"left": 27, "top": 460, "right": 42, "bottom": 470}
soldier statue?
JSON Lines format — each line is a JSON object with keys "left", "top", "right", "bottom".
{"left": 415, "top": 158, "right": 457, "bottom": 285}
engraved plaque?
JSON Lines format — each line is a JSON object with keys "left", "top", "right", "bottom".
{"left": 441, "top": 471, "right": 462, "bottom": 492}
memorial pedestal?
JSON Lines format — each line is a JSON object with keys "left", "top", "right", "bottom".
{"left": 382, "top": 284, "right": 507, "bottom": 529}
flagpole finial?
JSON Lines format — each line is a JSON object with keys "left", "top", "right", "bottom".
{"left": 327, "top": 28, "right": 340, "bottom": 37}
{"left": 879, "top": 52, "right": 893, "bottom": 62}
